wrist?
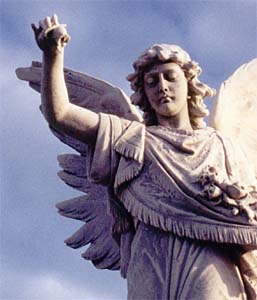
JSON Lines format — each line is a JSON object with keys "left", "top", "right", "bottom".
{"left": 43, "top": 49, "right": 64, "bottom": 64}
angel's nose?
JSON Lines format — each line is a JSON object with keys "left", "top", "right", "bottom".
{"left": 158, "top": 75, "right": 168, "bottom": 93}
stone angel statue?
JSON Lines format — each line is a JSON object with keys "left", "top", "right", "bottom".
{"left": 16, "top": 15, "right": 257, "bottom": 300}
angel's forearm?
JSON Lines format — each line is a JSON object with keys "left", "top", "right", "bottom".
{"left": 41, "top": 50, "right": 99, "bottom": 143}
{"left": 41, "top": 50, "right": 70, "bottom": 124}
{"left": 31, "top": 15, "right": 99, "bottom": 143}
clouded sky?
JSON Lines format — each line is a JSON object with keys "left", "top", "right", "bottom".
{"left": 1, "top": 1, "right": 256, "bottom": 299}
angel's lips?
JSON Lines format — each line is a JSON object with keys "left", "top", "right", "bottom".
{"left": 159, "top": 96, "right": 173, "bottom": 104}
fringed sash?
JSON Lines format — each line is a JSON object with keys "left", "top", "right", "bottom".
{"left": 88, "top": 114, "right": 257, "bottom": 246}
{"left": 115, "top": 124, "right": 257, "bottom": 246}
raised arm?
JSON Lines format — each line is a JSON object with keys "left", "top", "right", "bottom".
{"left": 32, "top": 15, "right": 99, "bottom": 143}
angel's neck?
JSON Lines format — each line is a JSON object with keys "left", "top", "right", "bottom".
{"left": 156, "top": 110, "right": 193, "bottom": 132}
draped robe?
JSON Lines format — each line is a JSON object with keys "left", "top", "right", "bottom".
{"left": 88, "top": 113, "right": 257, "bottom": 300}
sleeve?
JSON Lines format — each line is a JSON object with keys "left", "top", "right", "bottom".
{"left": 87, "top": 113, "right": 131, "bottom": 185}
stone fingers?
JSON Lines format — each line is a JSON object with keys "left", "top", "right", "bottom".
{"left": 32, "top": 14, "right": 70, "bottom": 52}
{"left": 51, "top": 14, "right": 59, "bottom": 25}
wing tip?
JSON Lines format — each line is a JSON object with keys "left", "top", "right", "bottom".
{"left": 15, "top": 67, "right": 25, "bottom": 80}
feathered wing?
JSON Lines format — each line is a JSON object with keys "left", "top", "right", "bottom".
{"left": 16, "top": 61, "right": 142, "bottom": 121}
{"left": 16, "top": 61, "right": 142, "bottom": 271}
{"left": 56, "top": 154, "right": 120, "bottom": 270}
{"left": 209, "top": 58, "right": 257, "bottom": 178}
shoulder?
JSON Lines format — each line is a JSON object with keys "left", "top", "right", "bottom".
{"left": 99, "top": 112, "right": 142, "bottom": 133}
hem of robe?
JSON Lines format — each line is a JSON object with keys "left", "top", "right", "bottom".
{"left": 120, "top": 188, "right": 257, "bottom": 246}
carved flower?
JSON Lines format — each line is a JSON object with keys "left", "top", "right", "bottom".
{"left": 203, "top": 183, "right": 222, "bottom": 199}
{"left": 198, "top": 165, "right": 218, "bottom": 187}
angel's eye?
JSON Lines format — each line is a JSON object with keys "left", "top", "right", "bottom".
{"left": 145, "top": 76, "right": 157, "bottom": 86}
{"left": 165, "top": 72, "right": 178, "bottom": 82}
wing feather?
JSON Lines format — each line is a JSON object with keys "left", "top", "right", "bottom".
{"left": 56, "top": 195, "right": 121, "bottom": 271}
{"left": 16, "top": 61, "right": 143, "bottom": 122}
{"left": 65, "top": 221, "right": 107, "bottom": 249}
{"left": 16, "top": 60, "right": 137, "bottom": 272}
{"left": 82, "top": 238, "right": 120, "bottom": 270}
{"left": 56, "top": 196, "right": 106, "bottom": 221}
{"left": 58, "top": 154, "right": 87, "bottom": 177}
{"left": 51, "top": 127, "right": 88, "bottom": 155}
{"left": 210, "top": 59, "right": 257, "bottom": 178}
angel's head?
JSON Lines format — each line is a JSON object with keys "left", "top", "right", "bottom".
{"left": 127, "top": 44, "right": 215, "bottom": 129}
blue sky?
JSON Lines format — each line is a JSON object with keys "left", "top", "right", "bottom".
{"left": 1, "top": 1, "right": 256, "bottom": 299}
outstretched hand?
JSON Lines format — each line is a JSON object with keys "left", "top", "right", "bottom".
{"left": 32, "top": 14, "right": 70, "bottom": 54}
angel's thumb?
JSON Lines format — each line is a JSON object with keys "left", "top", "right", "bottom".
{"left": 31, "top": 23, "right": 38, "bottom": 33}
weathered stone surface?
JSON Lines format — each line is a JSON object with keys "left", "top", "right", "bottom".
{"left": 16, "top": 14, "right": 257, "bottom": 300}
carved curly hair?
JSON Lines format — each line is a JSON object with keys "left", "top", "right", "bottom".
{"left": 127, "top": 44, "right": 215, "bottom": 129}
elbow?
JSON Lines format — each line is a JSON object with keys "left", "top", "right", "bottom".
{"left": 42, "top": 106, "right": 67, "bottom": 128}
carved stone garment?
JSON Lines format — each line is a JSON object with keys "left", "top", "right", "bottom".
{"left": 117, "top": 124, "right": 257, "bottom": 243}
{"left": 88, "top": 113, "right": 257, "bottom": 299}
{"left": 89, "top": 113, "right": 257, "bottom": 243}
{"left": 127, "top": 223, "right": 246, "bottom": 300}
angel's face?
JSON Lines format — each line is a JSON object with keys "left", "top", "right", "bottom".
{"left": 144, "top": 62, "right": 188, "bottom": 120}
